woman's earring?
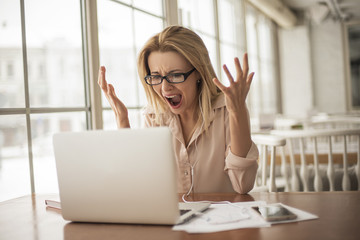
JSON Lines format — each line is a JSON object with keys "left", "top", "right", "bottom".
{"left": 197, "top": 79, "right": 201, "bottom": 84}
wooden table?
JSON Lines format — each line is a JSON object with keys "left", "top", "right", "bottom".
{"left": 1, "top": 191, "right": 359, "bottom": 240}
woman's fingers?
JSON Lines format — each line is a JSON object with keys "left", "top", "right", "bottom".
{"left": 213, "top": 78, "right": 227, "bottom": 93}
{"left": 98, "top": 66, "right": 108, "bottom": 91}
{"left": 247, "top": 72, "right": 255, "bottom": 86}
{"left": 242, "top": 53, "right": 249, "bottom": 79}
{"left": 107, "top": 83, "right": 114, "bottom": 96}
{"left": 222, "top": 64, "right": 234, "bottom": 84}
{"left": 98, "top": 66, "right": 119, "bottom": 104}
{"left": 234, "top": 57, "right": 243, "bottom": 81}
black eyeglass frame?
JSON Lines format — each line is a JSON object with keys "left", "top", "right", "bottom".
{"left": 144, "top": 68, "right": 196, "bottom": 86}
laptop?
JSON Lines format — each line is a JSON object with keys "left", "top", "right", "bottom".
{"left": 53, "top": 127, "right": 209, "bottom": 225}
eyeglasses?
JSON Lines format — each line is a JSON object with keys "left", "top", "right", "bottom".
{"left": 144, "top": 68, "right": 196, "bottom": 86}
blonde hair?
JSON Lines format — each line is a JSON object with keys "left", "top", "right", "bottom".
{"left": 137, "top": 25, "right": 221, "bottom": 131}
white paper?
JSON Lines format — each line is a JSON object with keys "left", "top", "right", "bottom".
{"left": 172, "top": 201, "right": 318, "bottom": 234}
{"left": 173, "top": 201, "right": 270, "bottom": 233}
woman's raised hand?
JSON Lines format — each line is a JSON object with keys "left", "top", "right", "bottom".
{"left": 98, "top": 66, "right": 130, "bottom": 128}
{"left": 213, "top": 53, "right": 254, "bottom": 115}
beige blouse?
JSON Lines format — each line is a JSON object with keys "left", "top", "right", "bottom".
{"left": 143, "top": 94, "right": 259, "bottom": 194}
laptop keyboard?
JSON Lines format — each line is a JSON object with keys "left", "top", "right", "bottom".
{"left": 180, "top": 209, "right": 191, "bottom": 216}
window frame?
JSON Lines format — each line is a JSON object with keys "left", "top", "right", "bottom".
{"left": 0, "top": 0, "right": 282, "bottom": 199}
{"left": 344, "top": 20, "right": 360, "bottom": 112}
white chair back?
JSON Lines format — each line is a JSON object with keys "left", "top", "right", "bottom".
{"left": 252, "top": 134, "right": 286, "bottom": 192}
{"left": 271, "top": 128, "right": 360, "bottom": 192}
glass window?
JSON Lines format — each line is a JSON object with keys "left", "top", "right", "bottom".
{"left": 178, "top": 0, "right": 215, "bottom": 36}
{"left": 114, "top": 0, "right": 132, "bottom": 4}
{"left": 24, "top": 0, "right": 85, "bottom": 108}
{"left": 32, "top": 112, "right": 87, "bottom": 194}
{"left": 134, "top": 10, "right": 163, "bottom": 106}
{"left": 258, "top": 15, "right": 278, "bottom": 114}
{"left": 102, "top": 109, "right": 144, "bottom": 129}
{"left": 0, "top": 115, "right": 30, "bottom": 202}
{"left": 178, "top": 0, "right": 247, "bottom": 83}
{"left": 98, "top": 0, "right": 137, "bottom": 107}
{"left": 218, "top": 0, "right": 236, "bottom": 44}
{"left": 98, "top": 0, "right": 164, "bottom": 129}
{"left": 134, "top": 10, "right": 164, "bottom": 53}
{"left": 0, "top": 0, "right": 25, "bottom": 108}
{"left": 201, "top": 34, "right": 218, "bottom": 76}
{"left": 133, "top": 0, "right": 163, "bottom": 16}
{"left": 347, "top": 25, "right": 360, "bottom": 109}
{"left": 218, "top": 0, "right": 246, "bottom": 82}
{"left": 0, "top": 0, "right": 89, "bottom": 201}
{"left": 178, "top": 0, "right": 218, "bottom": 77}
{"left": 0, "top": 0, "right": 282, "bottom": 201}
{"left": 246, "top": 6, "right": 260, "bottom": 116}
{"left": 246, "top": 5, "right": 279, "bottom": 117}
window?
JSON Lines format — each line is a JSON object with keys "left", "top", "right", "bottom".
{"left": 0, "top": 0, "right": 281, "bottom": 201}
{"left": 217, "top": 0, "right": 246, "bottom": 81}
{"left": 246, "top": 5, "right": 279, "bottom": 118}
{"left": 7, "top": 62, "right": 14, "bottom": 78}
{"left": 97, "top": 0, "right": 164, "bottom": 129}
{"left": 178, "top": 0, "right": 248, "bottom": 84}
{"left": 0, "top": 0, "right": 88, "bottom": 201}
{"left": 345, "top": 23, "right": 360, "bottom": 110}
{"left": 178, "top": 0, "right": 219, "bottom": 75}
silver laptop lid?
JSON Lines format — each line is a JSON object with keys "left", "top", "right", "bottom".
{"left": 53, "top": 127, "right": 180, "bottom": 225}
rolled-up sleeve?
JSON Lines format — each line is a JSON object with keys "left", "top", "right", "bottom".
{"left": 224, "top": 142, "right": 259, "bottom": 194}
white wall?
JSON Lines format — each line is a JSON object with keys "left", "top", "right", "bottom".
{"left": 310, "top": 19, "right": 347, "bottom": 114}
{"left": 278, "top": 18, "right": 347, "bottom": 117}
{"left": 278, "top": 25, "right": 314, "bottom": 117}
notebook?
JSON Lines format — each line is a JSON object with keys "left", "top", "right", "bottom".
{"left": 53, "top": 127, "right": 209, "bottom": 225}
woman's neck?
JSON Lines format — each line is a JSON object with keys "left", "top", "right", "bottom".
{"left": 179, "top": 109, "right": 198, "bottom": 146}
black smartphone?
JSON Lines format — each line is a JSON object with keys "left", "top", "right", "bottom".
{"left": 252, "top": 204, "right": 297, "bottom": 222}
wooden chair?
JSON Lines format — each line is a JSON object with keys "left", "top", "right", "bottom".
{"left": 271, "top": 128, "right": 360, "bottom": 192}
{"left": 251, "top": 134, "right": 287, "bottom": 192}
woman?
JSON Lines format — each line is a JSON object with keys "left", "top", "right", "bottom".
{"left": 98, "top": 26, "right": 258, "bottom": 195}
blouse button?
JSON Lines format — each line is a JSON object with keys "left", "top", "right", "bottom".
{"left": 184, "top": 170, "right": 189, "bottom": 176}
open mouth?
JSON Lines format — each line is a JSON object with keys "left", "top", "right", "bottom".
{"left": 164, "top": 94, "right": 182, "bottom": 107}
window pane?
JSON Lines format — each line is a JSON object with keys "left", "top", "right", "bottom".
{"left": 218, "top": 0, "right": 236, "bottom": 44}
{"left": 260, "top": 61, "right": 277, "bottom": 113}
{"left": 220, "top": 43, "right": 238, "bottom": 85}
{"left": 0, "top": 115, "right": 30, "bottom": 201}
{"left": 258, "top": 16, "right": 273, "bottom": 61}
{"left": 178, "top": 0, "right": 215, "bottom": 36}
{"left": 114, "top": 0, "right": 131, "bottom": 4}
{"left": 199, "top": 34, "right": 218, "bottom": 77}
{"left": 218, "top": 0, "right": 246, "bottom": 56}
{"left": 102, "top": 110, "right": 117, "bottom": 130}
{"left": 24, "top": 0, "right": 85, "bottom": 108}
{"left": 248, "top": 54, "right": 261, "bottom": 116}
{"left": 98, "top": 0, "right": 137, "bottom": 107}
{"left": 32, "top": 112, "right": 87, "bottom": 194}
{"left": 138, "top": 83, "right": 147, "bottom": 106}
{"left": 134, "top": 10, "right": 163, "bottom": 106}
{"left": 0, "top": 0, "right": 25, "bottom": 108}
{"left": 348, "top": 25, "right": 360, "bottom": 108}
{"left": 258, "top": 16, "right": 278, "bottom": 114}
{"left": 246, "top": 6, "right": 257, "bottom": 56}
{"left": 245, "top": 5, "right": 279, "bottom": 116}
{"left": 133, "top": 0, "right": 163, "bottom": 16}
{"left": 134, "top": 10, "right": 163, "bottom": 53}
{"left": 103, "top": 109, "right": 143, "bottom": 129}
{"left": 246, "top": 5, "right": 260, "bottom": 116}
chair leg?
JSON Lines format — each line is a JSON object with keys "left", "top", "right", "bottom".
{"left": 299, "top": 138, "right": 309, "bottom": 192}
{"left": 342, "top": 135, "right": 351, "bottom": 191}
{"left": 327, "top": 136, "right": 335, "bottom": 191}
